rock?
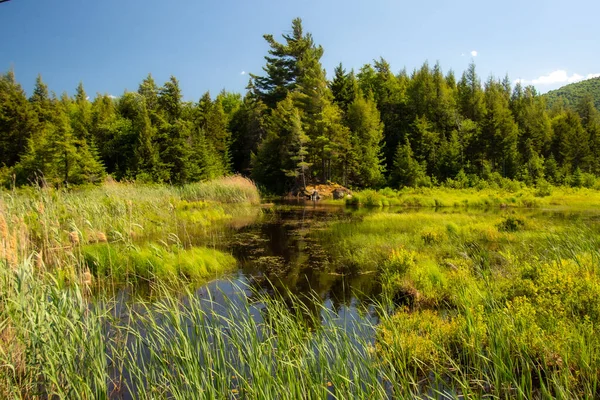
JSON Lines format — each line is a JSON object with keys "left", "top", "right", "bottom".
{"left": 332, "top": 188, "right": 347, "bottom": 200}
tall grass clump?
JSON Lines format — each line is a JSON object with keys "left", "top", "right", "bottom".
{"left": 82, "top": 243, "right": 236, "bottom": 282}
{"left": 179, "top": 175, "right": 260, "bottom": 205}
{"left": 0, "top": 261, "right": 110, "bottom": 398}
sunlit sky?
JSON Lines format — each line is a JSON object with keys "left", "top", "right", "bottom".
{"left": 1, "top": 0, "right": 599, "bottom": 100}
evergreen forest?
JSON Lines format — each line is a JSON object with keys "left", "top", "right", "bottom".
{"left": 1, "top": 18, "right": 599, "bottom": 193}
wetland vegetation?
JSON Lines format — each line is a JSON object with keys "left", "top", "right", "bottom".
{"left": 2, "top": 11, "right": 600, "bottom": 400}
{"left": 3, "top": 179, "right": 600, "bottom": 398}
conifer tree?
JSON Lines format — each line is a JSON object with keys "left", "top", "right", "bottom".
{"left": 156, "top": 76, "right": 191, "bottom": 183}
{"left": 346, "top": 93, "right": 385, "bottom": 187}
{"left": 391, "top": 138, "right": 427, "bottom": 188}
{"left": 229, "top": 94, "right": 267, "bottom": 175}
{"left": 252, "top": 95, "right": 305, "bottom": 193}
{"left": 0, "top": 70, "right": 37, "bottom": 168}
{"left": 330, "top": 64, "right": 358, "bottom": 111}
{"left": 251, "top": 18, "right": 320, "bottom": 108}
{"left": 457, "top": 62, "right": 486, "bottom": 123}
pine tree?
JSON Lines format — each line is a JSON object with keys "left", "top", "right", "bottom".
{"left": 252, "top": 95, "right": 305, "bottom": 193}
{"left": 346, "top": 93, "right": 385, "bottom": 187}
{"left": 251, "top": 18, "right": 321, "bottom": 108}
{"left": 0, "top": 70, "right": 37, "bottom": 168}
{"left": 156, "top": 76, "right": 191, "bottom": 183}
{"left": 330, "top": 64, "right": 358, "bottom": 111}
{"left": 482, "top": 77, "right": 519, "bottom": 177}
{"left": 283, "top": 103, "right": 311, "bottom": 189}
{"left": 391, "top": 138, "right": 427, "bottom": 188}
{"left": 552, "top": 109, "right": 591, "bottom": 173}
{"left": 16, "top": 100, "right": 104, "bottom": 186}
{"left": 30, "top": 74, "right": 53, "bottom": 123}
{"left": 411, "top": 115, "right": 441, "bottom": 176}
{"left": 138, "top": 73, "right": 159, "bottom": 115}
{"left": 195, "top": 92, "right": 230, "bottom": 175}
{"left": 229, "top": 94, "right": 267, "bottom": 175}
{"left": 577, "top": 95, "right": 600, "bottom": 173}
{"left": 457, "top": 62, "right": 486, "bottom": 123}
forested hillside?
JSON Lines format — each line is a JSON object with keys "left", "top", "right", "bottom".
{"left": 1, "top": 18, "right": 599, "bottom": 192}
{"left": 545, "top": 77, "right": 600, "bottom": 110}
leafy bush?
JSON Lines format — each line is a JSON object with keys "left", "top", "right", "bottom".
{"left": 497, "top": 215, "right": 526, "bottom": 232}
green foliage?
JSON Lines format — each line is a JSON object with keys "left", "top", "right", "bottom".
{"left": 2, "top": 19, "right": 600, "bottom": 192}
{"left": 545, "top": 76, "right": 600, "bottom": 110}
{"left": 391, "top": 138, "right": 429, "bottom": 188}
{"left": 346, "top": 94, "right": 385, "bottom": 187}
{"left": 497, "top": 215, "right": 526, "bottom": 232}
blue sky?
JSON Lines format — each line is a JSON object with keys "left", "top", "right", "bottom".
{"left": 1, "top": 0, "right": 599, "bottom": 100}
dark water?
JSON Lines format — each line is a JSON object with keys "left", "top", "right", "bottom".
{"left": 105, "top": 201, "right": 382, "bottom": 399}
{"left": 111, "top": 201, "right": 383, "bottom": 329}
{"left": 114, "top": 202, "right": 600, "bottom": 318}
{"left": 225, "top": 202, "right": 382, "bottom": 309}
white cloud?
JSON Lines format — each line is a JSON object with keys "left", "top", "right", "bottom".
{"left": 515, "top": 70, "right": 600, "bottom": 86}
{"left": 470, "top": 50, "right": 478, "bottom": 57}
{"left": 240, "top": 71, "right": 246, "bottom": 75}
{"left": 108, "top": 94, "right": 117, "bottom": 99}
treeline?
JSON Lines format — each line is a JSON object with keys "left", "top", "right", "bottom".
{"left": 0, "top": 71, "right": 232, "bottom": 186}
{"left": 1, "top": 18, "right": 599, "bottom": 192}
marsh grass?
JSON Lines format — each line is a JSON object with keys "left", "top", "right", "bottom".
{"left": 3, "top": 240, "right": 600, "bottom": 399}
{"left": 0, "top": 176, "right": 260, "bottom": 283}
{"left": 318, "top": 207, "right": 600, "bottom": 398}
{"left": 3, "top": 182, "right": 600, "bottom": 398}
{"left": 82, "top": 243, "right": 237, "bottom": 282}
{"left": 347, "top": 186, "right": 600, "bottom": 209}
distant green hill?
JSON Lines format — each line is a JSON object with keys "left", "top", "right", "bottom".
{"left": 544, "top": 77, "right": 600, "bottom": 110}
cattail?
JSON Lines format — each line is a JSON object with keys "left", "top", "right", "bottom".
{"left": 0, "top": 213, "right": 8, "bottom": 243}
{"left": 69, "top": 231, "right": 80, "bottom": 245}
{"left": 35, "top": 251, "right": 44, "bottom": 269}
{"left": 96, "top": 232, "right": 107, "bottom": 243}
{"left": 82, "top": 269, "right": 93, "bottom": 286}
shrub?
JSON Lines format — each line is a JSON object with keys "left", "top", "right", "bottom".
{"left": 497, "top": 215, "right": 526, "bottom": 232}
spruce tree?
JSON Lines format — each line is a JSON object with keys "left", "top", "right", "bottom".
{"left": 330, "top": 64, "right": 358, "bottom": 111}
{"left": 346, "top": 93, "right": 385, "bottom": 187}
{"left": 229, "top": 94, "right": 267, "bottom": 175}
{"left": 0, "top": 70, "right": 37, "bottom": 168}
{"left": 391, "top": 138, "right": 427, "bottom": 188}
